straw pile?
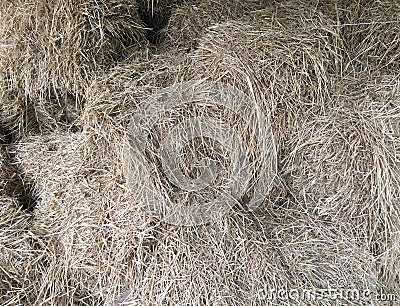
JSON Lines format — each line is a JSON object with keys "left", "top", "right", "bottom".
{"left": 0, "top": 0, "right": 145, "bottom": 138}
{"left": 14, "top": 117, "right": 378, "bottom": 305}
{"left": 10, "top": 2, "right": 389, "bottom": 304}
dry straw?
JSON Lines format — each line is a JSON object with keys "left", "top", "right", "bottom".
{"left": 159, "top": 0, "right": 270, "bottom": 51}
{"left": 14, "top": 132, "right": 156, "bottom": 304}
{"left": 11, "top": 1, "right": 392, "bottom": 304}
{"left": 311, "top": 0, "right": 400, "bottom": 73}
{"left": 0, "top": 0, "right": 145, "bottom": 137}
{"left": 5, "top": 0, "right": 400, "bottom": 304}
{"left": 0, "top": 147, "right": 42, "bottom": 306}
{"left": 13, "top": 130, "right": 378, "bottom": 304}
{"left": 339, "top": 0, "right": 400, "bottom": 72}
{"left": 281, "top": 73, "right": 400, "bottom": 294}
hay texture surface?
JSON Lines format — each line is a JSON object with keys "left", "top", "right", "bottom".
{"left": 281, "top": 73, "right": 400, "bottom": 295}
{"left": 15, "top": 132, "right": 155, "bottom": 305}
{"left": 14, "top": 131, "right": 378, "bottom": 305}
{"left": 5, "top": 0, "right": 400, "bottom": 304}
{"left": 0, "top": 0, "right": 145, "bottom": 137}
{"left": 8, "top": 3, "right": 384, "bottom": 304}
{"left": 0, "top": 146, "right": 43, "bottom": 306}
{"left": 340, "top": 0, "right": 400, "bottom": 72}
{"left": 159, "top": 0, "right": 270, "bottom": 51}
{"left": 95, "top": 1, "right": 342, "bottom": 115}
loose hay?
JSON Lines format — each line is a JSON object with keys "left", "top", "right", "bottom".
{"left": 0, "top": 0, "right": 146, "bottom": 137}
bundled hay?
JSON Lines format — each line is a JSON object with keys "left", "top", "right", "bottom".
{"left": 282, "top": 74, "right": 400, "bottom": 294}
{"left": 158, "top": 0, "right": 270, "bottom": 51}
{"left": 0, "top": 0, "right": 146, "bottom": 137}
{"left": 94, "top": 1, "right": 342, "bottom": 116}
{"left": 11, "top": 1, "right": 398, "bottom": 304}
{"left": 340, "top": 0, "right": 400, "bottom": 72}
{"left": 9, "top": 3, "right": 372, "bottom": 304}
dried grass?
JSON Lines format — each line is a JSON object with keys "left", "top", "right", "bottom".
{"left": 282, "top": 73, "right": 400, "bottom": 294}
{"left": 0, "top": 147, "right": 40, "bottom": 305}
{"left": 9, "top": 3, "right": 385, "bottom": 304}
{"left": 89, "top": 1, "right": 343, "bottom": 118}
{"left": 14, "top": 129, "right": 378, "bottom": 305}
{"left": 0, "top": 0, "right": 146, "bottom": 138}
{"left": 116, "top": 210, "right": 377, "bottom": 305}
{"left": 340, "top": 0, "right": 400, "bottom": 72}
{"left": 3, "top": 0, "right": 400, "bottom": 304}
{"left": 14, "top": 132, "right": 155, "bottom": 304}
{"left": 158, "top": 0, "right": 270, "bottom": 51}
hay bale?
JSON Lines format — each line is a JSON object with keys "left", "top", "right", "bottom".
{"left": 159, "top": 0, "right": 270, "bottom": 51}
{"left": 72, "top": 4, "right": 377, "bottom": 302}
{"left": 14, "top": 132, "right": 156, "bottom": 304}
{"left": 84, "top": 2, "right": 344, "bottom": 226}
{"left": 90, "top": 2, "right": 342, "bottom": 116}
{"left": 282, "top": 74, "right": 400, "bottom": 294}
{"left": 0, "top": 191, "right": 76, "bottom": 305}
{"left": 0, "top": 0, "right": 146, "bottom": 138}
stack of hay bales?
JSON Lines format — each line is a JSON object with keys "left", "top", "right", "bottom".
{"left": 0, "top": 0, "right": 145, "bottom": 138}
{"left": 6, "top": 0, "right": 400, "bottom": 305}
{"left": 282, "top": 73, "right": 400, "bottom": 294}
{"left": 14, "top": 114, "right": 378, "bottom": 304}
{"left": 12, "top": 2, "right": 391, "bottom": 304}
